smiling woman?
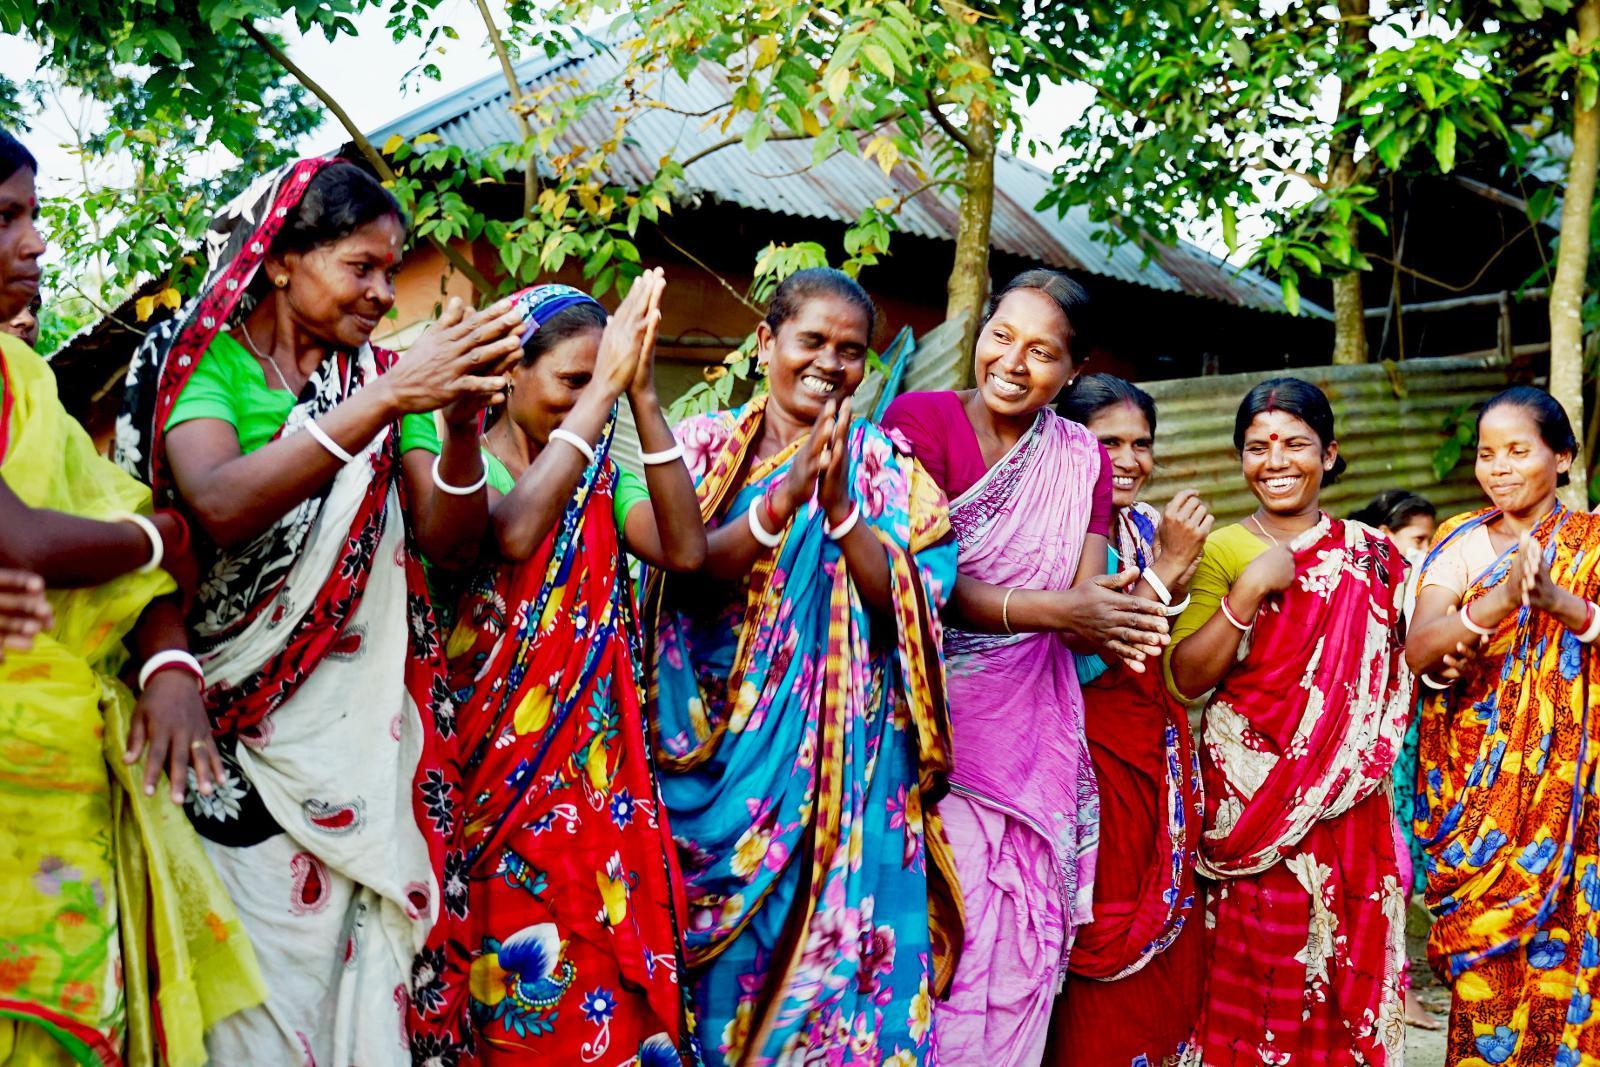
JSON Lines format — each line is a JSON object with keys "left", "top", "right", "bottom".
{"left": 882, "top": 273, "right": 1172, "bottom": 1067}
{"left": 1408, "top": 387, "right": 1600, "bottom": 1066}
{"left": 1166, "top": 377, "right": 1413, "bottom": 1066}
{"left": 645, "top": 267, "right": 960, "bottom": 1065}
{"left": 114, "top": 157, "right": 525, "bottom": 1066}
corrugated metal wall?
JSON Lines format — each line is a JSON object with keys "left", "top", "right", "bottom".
{"left": 1138, "top": 355, "right": 1514, "bottom": 525}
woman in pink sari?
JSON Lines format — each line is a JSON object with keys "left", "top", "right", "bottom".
{"left": 882, "top": 270, "right": 1169, "bottom": 1067}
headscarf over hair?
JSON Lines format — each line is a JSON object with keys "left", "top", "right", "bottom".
{"left": 510, "top": 282, "right": 605, "bottom": 348}
{"left": 117, "top": 157, "right": 341, "bottom": 489}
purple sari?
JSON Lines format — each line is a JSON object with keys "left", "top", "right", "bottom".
{"left": 936, "top": 409, "right": 1101, "bottom": 1067}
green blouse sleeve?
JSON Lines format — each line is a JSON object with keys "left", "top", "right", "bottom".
{"left": 612, "top": 467, "right": 650, "bottom": 529}
{"left": 399, "top": 412, "right": 515, "bottom": 494}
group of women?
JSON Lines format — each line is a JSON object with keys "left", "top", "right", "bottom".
{"left": 5, "top": 134, "right": 1600, "bottom": 1067}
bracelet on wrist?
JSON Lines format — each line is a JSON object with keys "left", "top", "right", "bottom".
{"left": 748, "top": 502, "right": 783, "bottom": 549}
{"left": 115, "top": 512, "right": 164, "bottom": 574}
{"left": 1578, "top": 600, "right": 1600, "bottom": 644}
{"left": 1219, "top": 595, "right": 1253, "bottom": 631}
{"left": 640, "top": 443, "right": 684, "bottom": 466}
{"left": 1420, "top": 672, "right": 1451, "bottom": 690}
{"left": 1142, "top": 568, "right": 1174, "bottom": 607}
{"left": 1161, "top": 593, "right": 1192, "bottom": 618}
{"left": 138, "top": 649, "right": 205, "bottom": 691}
{"left": 430, "top": 454, "right": 488, "bottom": 496}
{"left": 824, "top": 503, "right": 861, "bottom": 541}
{"left": 1460, "top": 602, "right": 1497, "bottom": 638}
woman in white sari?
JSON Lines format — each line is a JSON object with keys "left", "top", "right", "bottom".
{"left": 117, "top": 158, "right": 521, "bottom": 1066}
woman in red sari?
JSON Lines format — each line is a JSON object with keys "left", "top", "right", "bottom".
{"left": 405, "top": 271, "right": 705, "bottom": 1065}
{"left": 1050, "top": 375, "right": 1210, "bottom": 1066}
{"left": 1167, "top": 377, "right": 1413, "bottom": 1065}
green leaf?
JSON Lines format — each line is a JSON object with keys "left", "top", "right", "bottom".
{"left": 147, "top": 29, "right": 184, "bottom": 62}
{"left": 862, "top": 42, "right": 895, "bottom": 79}
{"left": 1221, "top": 202, "right": 1238, "bottom": 254}
{"left": 1433, "top": 117, "right": 1456, "bottom": 173}
{"left": 1279, "top": 270, "right": 1300, "bottom": 317}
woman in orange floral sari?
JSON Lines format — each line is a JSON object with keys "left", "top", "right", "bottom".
{"left": 1410, "top": 386, "right": 1600, "bottom": 1066}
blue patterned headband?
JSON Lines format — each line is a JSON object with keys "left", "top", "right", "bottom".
{"left": 510, "top": 284, "right": 605, "bottom": 348}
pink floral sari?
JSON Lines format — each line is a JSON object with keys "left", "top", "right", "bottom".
{"left": 934, "top": 409, "right": 1101, "bottom": 1067}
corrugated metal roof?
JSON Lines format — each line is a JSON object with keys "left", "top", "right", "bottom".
{"left": 370, "top": 45, "right": 1321, "bottom": 318}
{"left": 1138, "top": 355, "right": 1513, "bottom": 525}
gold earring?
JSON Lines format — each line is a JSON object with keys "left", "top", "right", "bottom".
{"left": 274, "top": 275, "right": 289, "bottom": 288}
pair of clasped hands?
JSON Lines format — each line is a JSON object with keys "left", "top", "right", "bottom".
{"left": 1438, "top": 530, "right": 1579, "bottom": 679}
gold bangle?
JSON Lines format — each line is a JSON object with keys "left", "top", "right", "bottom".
{"left": 1002, "top": 587, "right": 1016, "bottom": 635}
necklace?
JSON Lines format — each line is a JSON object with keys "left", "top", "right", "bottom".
{"left": 240, "top": 323, "right": 295, "bottom": 393}
{"left": 1249, "top": 514, "right": 1281, "bottom": 547}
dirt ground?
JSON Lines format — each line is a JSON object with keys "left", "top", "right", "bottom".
{"left": 1406, "top": 901, "right": 1449, "bottom": 1067}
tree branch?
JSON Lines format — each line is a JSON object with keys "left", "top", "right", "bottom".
{"left": 242, "top": 19, "right": 494, "bottom": 298}
{"left": 1368, "top": 221, "right": 1535, "bottom": 294}
{"left": 656, "top": 229, "right": 764, "bottom": 316}
{"left": 470, "top": 0, "right": 541, "bottom": 215}
{"left": 929, "top": 102, "right": 977, "bottom": 154}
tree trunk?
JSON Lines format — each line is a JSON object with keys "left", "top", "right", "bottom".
{"left": 944, "top": 20, "right": 996, "bottom": 385}
{"left": 1550, "top": 0, "right": 1600, "bottom": 507}
{"left": 1331, "top": 272, "right": 1367, "bottom": 364}
{"left": 1329, "top": 0, "right": 1370, "bottom": 365}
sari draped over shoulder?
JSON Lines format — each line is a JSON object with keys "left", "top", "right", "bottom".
{"left": 0, "top": 335, "right": 262, "bottom": 1067}
{"left": 1196, "top": 515, "right": 1412, "bottom": 1066}
{"left": 1416, "top": 504, "right": 1600, "bottom": 1066}
{"left": 115, "top": 159, "right": 453, "bottom": 1067}
{"left": 647, "top": 396, "right": 959, "bottom": 1066}
{"left": 1053, "top": 501, "right": 1205, "bottom": 1067}
{"left": 933, "top": 409, "right": 1101, "bottom": 1067}
{"left": 408, "top": 414, "right": 697, "bottom": 1066}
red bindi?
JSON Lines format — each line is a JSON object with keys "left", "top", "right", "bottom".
{"left": 1269, "top": 433, "right": 1279, "bottom": 441}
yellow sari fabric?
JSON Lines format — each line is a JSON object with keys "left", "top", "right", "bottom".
{"left": 0, "top": 335, "right": 262, "bottom": 1067}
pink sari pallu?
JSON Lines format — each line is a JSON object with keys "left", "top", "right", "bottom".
{"left": 936, "top": 409, "right": 1101, "bottom": 1067}
{"left": 1197, "top": 515, "right": 1412, "bottom": 1065}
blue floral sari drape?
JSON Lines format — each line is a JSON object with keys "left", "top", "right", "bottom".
{"left": 646, "top": 397, "right": 960, "bottom": 1066}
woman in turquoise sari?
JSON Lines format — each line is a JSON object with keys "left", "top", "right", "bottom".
{"left": 646, "top": 268, "right": 959, "bottom": 1065}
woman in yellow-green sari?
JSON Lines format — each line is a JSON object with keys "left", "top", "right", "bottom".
{"left": 0, "top": 132, "right": 261, "bottom": 1067}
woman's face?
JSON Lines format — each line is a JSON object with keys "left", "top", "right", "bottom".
{"left": 0, "top": 167, "right": 44, "bottom": 324}
{"left": 1086, "top": 401, "right": 1155, "bottom": 509}
{"left": 1475, "top": 404, "right": 1569, "bottom": 516}
{"left": 506, "top": 327, "right": 604, "bottom": 447}
{"left": 271, "top": 213, "right": 404, "bottom": 350}
{"left": 973, "top": 289, "right": 1077, "bottom": 420}
{"left": 1239, "top": 409, "right": 1336, "bottom": 516}
{"left": 758, "top": 293, "right": 871, "bottom": 426}
{"left": 1384, "top": 515, "right": 1436, "bottom": 559}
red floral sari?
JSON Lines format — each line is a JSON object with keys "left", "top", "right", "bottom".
{"left": 408, "top": 420, "right": 696, "bottom": 1066}
{"left": 1193, "top": 515, "right": 1413, "bottom": 1066}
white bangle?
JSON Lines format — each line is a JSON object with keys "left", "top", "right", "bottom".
{"left": 1219, "top": 596, "right": 1252, "bottom": 631}
{"left": 825, "top": 503, "right": 861, "bottom": 541}
{"left": 1420, "top": 672, "right": 1450, "bottom": 690}
{"left": 430, "top": 454, "right": 488, "bottom": 496}
{"left": 116, "top": 512, "right": 163, "bottom": 574}
{"left": 1161, "top": 593, "right": 1191, "bottom": 617}
{"left": 641, "top": 443, "right": 684, "bottom": 466}
{"left": 138, "top": 649, "right": 204, "bottom": 691}
{"left": 1460, "top": 603, "right": 1497, "bottom": 638}
{"left": 1579, "top": 602, "right": 1600, "bottom": 644}
{"left": 549, "top": 428, "right": 596, "bottom": 466}
{"left": 305, "top": 419, "right": 356, "bottom": 464}
{"left": 1142, "top": 568, "right": 1173, "bottom": 606}
{"left": 747, "top": 502, "right": 783, "bottom": 548}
